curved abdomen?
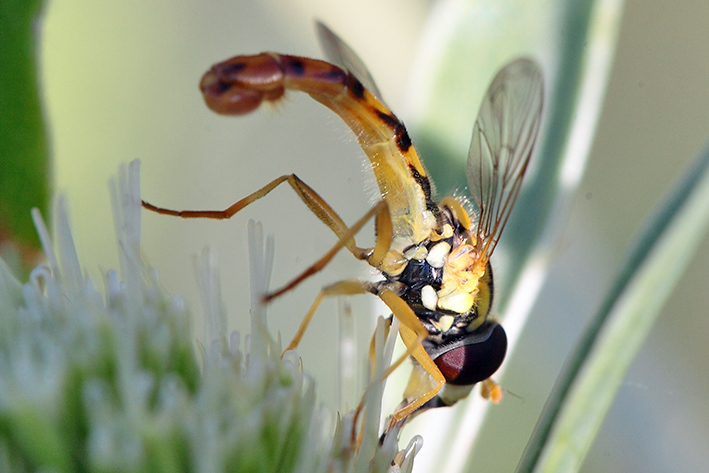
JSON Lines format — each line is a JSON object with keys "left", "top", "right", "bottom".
{"left": 199, "top": 53, "right": 437, "bottom": 243}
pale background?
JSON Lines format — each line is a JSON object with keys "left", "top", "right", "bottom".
{"left": 42, "top": 0, "right": 709, "bottom": 471}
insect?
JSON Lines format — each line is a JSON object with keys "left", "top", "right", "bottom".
{"left": 142, "top": 22, "right": 543, "bottom": 430}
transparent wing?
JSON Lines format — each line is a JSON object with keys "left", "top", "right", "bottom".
{"left": 466, "top": 58, "right": 544, "bottom": 261}
{"left": 315, "top": 21, "right": 384, "bottom": 102}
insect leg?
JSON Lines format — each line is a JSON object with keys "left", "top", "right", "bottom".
{"left": 143, "top": 173, "right": 373, "bottom": 259}
{"left": 366, "top": 197, "right": 393, "bottom": 268}
{"left": 350, "top": 289, "right": 445, "bottom": 435}
{"left": 265, "top": 200, "right": 390, "bottom": 301}
{"left": 283, "top": 277, "right": 444, "bottom": 432}
{"left": 282, "top": 279, "right": 375, "bottom": 354}
{"left": 378, "top": 290, "right": 446, "bottom": 430}
{"left": 281, "top": 278, "right": 425, "bottom": 363}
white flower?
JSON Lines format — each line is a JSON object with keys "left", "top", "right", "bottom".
{"left": 0, "top": 160, "right": 419, "bottom": 473}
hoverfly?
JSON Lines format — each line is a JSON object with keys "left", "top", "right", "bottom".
{"left": 143, "top": 22, "right": 543, "bottom": 429}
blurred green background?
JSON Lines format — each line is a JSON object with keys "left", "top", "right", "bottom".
{"left": 41, "top": 0, "right": 708, "bottom": 472}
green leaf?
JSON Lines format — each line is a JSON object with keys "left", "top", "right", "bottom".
{"left": 517, "top": 142, "right": 709, "bottom": 472}
{"left": 0, "top": 0, "right": 49, "bottom": 254}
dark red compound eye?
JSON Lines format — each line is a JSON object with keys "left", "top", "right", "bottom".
{"left": 433, "top": 322, "right": 507, "bottom": 386}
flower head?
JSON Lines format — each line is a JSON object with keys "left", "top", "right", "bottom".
{"left": 0, "top": 161, "right": 420, "bottom": 472}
